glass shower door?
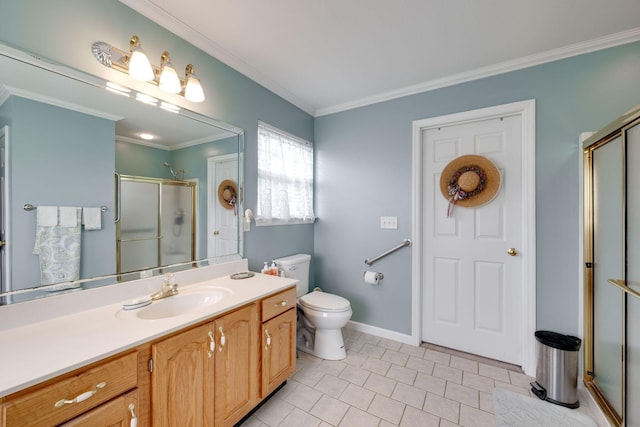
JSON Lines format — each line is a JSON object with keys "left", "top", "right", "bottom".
{"left": 117, "top": 179, "right": 160, "bottom": 273}
{"left": 161, "top": 183, "right": 195, "bottom": 266}
{"left": 590, "top": 135, "right": 624, "bottom": 421}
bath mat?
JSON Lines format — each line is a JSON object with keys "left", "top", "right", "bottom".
{"left": 493, "top": 388, "right": 598, "bottom": 427}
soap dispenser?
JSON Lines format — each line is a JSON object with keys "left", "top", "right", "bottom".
{"left": 261, "top": 262, "right": 269, "bottom": 274}
{"left": 269, "top": 260, "right": 278, "bottom": 276}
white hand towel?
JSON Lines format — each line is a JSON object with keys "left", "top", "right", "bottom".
{"left": 36, "top": 206, "right": 58, "bottom": 226}
{"left": 59, "top": 207, "right": 80, "bottom": 227}
{"left": 82, "top": 208, "right": 102, "bottom": 230}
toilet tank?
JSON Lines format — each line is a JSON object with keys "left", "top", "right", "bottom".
{"left": 274, "top": 254, "right": 311, "bottom": 297}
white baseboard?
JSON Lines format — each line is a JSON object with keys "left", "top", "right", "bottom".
{"left": 345, "top": 320, "right": 417, "bottom": 346}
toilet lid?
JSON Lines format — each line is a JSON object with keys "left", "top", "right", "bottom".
{"left": 299, "top": 292, "right": 351, "bottom": 312}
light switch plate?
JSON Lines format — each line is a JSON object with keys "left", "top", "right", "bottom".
{"left": 380, "top": 216, "right": 398, "bottom": 229}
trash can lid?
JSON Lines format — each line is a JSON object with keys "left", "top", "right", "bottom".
{"left": 535, "top": 331, "right": 582, "bottom": 351}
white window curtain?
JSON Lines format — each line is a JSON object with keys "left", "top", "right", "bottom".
{"left": 256, "top": 122, "right": 315, "bottom": 225}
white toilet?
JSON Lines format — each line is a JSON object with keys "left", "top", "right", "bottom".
{"left": 274, "top": 254, "right": 352, "bottom": 360}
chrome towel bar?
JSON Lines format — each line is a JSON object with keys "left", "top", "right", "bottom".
{"left": 24, "top": 203, "right": 108, "bottom": 212}
{"left": 365, "top": 239, "right": 411, "bottom": 266}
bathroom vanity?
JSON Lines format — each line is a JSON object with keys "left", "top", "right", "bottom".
{"left": 0, "top": 260, "right": 297, "bottom": 426}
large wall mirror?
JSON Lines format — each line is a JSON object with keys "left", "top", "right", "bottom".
{"left": 0, "top": 44, "right": 244, "bottom": 305}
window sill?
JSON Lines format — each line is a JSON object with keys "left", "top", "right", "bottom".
{"left": 255, "top": 218, "right": 316, "bottom": 227}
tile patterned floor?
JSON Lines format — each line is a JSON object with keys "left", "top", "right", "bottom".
{"left": 241, "top": 329, "right": 602, "bottom": 426}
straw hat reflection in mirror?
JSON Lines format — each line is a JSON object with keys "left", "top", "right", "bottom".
{"left": 439, "top": 154, "right": 502, "bottom": 217}
{"left": 218, "top": 180, "right": 238, "bottom": 214}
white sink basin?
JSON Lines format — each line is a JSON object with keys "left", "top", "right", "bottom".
{"left": 117, "top": 287, "right": 230, "bottom": 320}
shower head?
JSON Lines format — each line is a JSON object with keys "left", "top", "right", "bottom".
{"left": 163, "top": 162, "right": 178, "bottom": 180}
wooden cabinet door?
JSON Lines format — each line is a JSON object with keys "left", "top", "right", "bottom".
{"left": 262, "top": 308, "right": 297, "bottom": 398}
{"left": 60, "top": 389, "right": 138, "bottom": 427}
{"left": 151, "top": 322, "right": 215, "bottom": 427}
{"left": 214, "top": 304, "right": 259, "bottom": 427}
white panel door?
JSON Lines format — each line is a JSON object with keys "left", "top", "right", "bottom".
{"left": 207, "top": 155, "right": 239, "bottom": 258}
{"left": 422, "top": 115, "right": 523, "bottom": 364}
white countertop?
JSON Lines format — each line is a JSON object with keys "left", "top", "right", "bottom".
{"left": 0, "top": 266, "right": 296, "bottom": 397}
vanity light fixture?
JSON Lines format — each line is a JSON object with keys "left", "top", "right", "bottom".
{"left": 92, "top": 35, "right": 205, "bottom": 102}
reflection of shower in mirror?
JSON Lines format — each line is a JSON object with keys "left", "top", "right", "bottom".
{"left": 163, "top": 162, "right": 185, "bottom": 180}
{"left": 173, "top": 208, "right": 184, "bottom": 237}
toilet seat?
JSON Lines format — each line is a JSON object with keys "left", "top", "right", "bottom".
{"left": 299, "top": 291, "right": 351, "bottom": 313}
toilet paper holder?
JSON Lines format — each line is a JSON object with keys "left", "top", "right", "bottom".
{"left": 363, "top": 271, "right": 384, "bottom": 284}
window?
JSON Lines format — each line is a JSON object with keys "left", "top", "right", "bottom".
{"left": 256, "top": 121, "right": 315, "bottom": 225}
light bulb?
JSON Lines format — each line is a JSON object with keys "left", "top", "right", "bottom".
{"left": 128, "top": 36, "right": 154, "bottom": 81}
{"left": 159, "top": 62, "right": 181, "bottom": 93}
{"left": 184, "top": 64, "right": 205, "bottom": 102}
{"left": 158, "top": 52, "right": 181, "bottom": 93}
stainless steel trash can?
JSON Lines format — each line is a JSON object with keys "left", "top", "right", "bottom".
{"left": 530, "top": 330, "right": 582, "bottom": 408}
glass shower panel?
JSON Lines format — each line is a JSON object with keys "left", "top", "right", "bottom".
{"left": 592, "top": 135, "right": 624, "bottom": 417}
{"left": 626, "top": 122, "right": 640, "bottom": 426}
{"left": 161, "top": 183, "right": 194, "bottom": 266}
{"left": 120, "top": 239, "right": 160, "bottom": 273}
{"left": 119, "top": 180, "right": 160, "bottom": 273}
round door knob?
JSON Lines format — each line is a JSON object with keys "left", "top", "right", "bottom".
{"left": 507, "top": 247, "right": 518, "bottom": 256}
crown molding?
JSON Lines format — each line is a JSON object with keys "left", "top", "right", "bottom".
{"left": 316, "top": 28, "right": 640, "bottom": 117}
{"left": 1, "top": 84, "right": 123, "bottom": 122}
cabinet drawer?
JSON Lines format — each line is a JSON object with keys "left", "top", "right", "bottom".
{"left": 60, "top": 389, "right": 138, "bottom": 427}
{"left": 261, "top": 287, "right": 296, "bottom": 321}
{"left": 2, "top": 352, "right": 138, "bottom": 427}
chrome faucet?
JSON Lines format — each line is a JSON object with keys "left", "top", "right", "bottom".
{"left": 151, "top": 273, "right": 179, "bottom": 300}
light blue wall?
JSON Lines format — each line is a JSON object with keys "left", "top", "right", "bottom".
{"left": 5, "top": 97, "right": 115, "bottom": 289}
{"left": 315, "top": 41, "right": 640, "bottom": 336}
{"left": 115, "top": 141, "right": 171, "bottom": 179}
{"left": 0, "top": 0, "right": 315, "bottom": 276}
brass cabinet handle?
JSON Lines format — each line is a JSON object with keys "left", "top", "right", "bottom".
{"left": 54, "top": 381, "right": 106, "bottom": 408}
{"left": 218, "top": 326, "right": 226, "bottom": 351}
{"left": 507, "top": 248, "right": 518, "bottom": 256}
{"left": 207, "top": 331, "right": 215, "bottom": 358}
{"left": 265, "top": 329, "right": 271, "bottom": 350}
{"left": 128, "top": 403, "right": 138, "bottom": 427}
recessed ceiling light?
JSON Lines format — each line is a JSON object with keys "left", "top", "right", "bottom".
{"left": 139, "top": 133, "right": 155, "bottom": 140}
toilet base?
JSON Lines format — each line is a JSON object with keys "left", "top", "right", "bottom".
{"left": 296, "top": 327, "right": 347, "bottom": 360}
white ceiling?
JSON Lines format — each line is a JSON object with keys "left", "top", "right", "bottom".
{"left": 122, "top": 0, "right": 640, "bottom": 117}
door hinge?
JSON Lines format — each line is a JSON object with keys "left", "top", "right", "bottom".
{"left": 148, "top": 357, "right": 153, "bottom": 373}
{"left": 585, "top": 262, "right": 593, "bottom": 268}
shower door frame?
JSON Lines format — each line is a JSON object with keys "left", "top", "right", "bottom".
{"left": 583, "top": 108, "right": 640, "bottom": 427}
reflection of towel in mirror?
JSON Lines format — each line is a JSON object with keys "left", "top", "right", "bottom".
{"left": 82, "top": 207, "right": 102, "bottom": 230}
{"left": 33, "top": 207, "right": 81, "bottom": 285}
